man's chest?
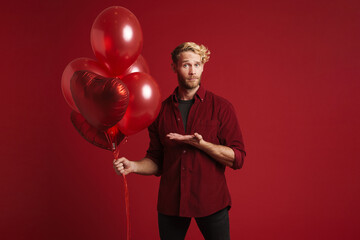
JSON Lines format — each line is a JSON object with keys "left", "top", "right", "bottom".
{"left": 157, "top": 102, "right": 220, "bottom": 147}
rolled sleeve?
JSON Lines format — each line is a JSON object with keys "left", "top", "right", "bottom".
{"left": 217, "top": 101, "right": 246, "bottom": 170}
{"left": 145, "top": 118, "right": 163, "bottom": 176}
{"left": 230, "top": 148, "right": 246, "bottom": 170}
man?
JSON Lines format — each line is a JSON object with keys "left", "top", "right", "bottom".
{"left": 113, "top": 42, "right": 246, "bottom": 240}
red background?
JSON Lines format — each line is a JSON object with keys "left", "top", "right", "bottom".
{"left": 1, "top": 0, "right": 360, "bottom": 239}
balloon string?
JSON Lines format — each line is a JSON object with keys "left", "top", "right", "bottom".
{"left": 123, "top": 173, "right": 130, "bottom": 240}
{"left": 105, "top": 131, "right": 130, "bottom": 240}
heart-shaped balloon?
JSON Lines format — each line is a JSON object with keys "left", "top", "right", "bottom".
{"left": 61, "top": 58, "right": 111, "bottom": 113}
{"left": 70, "top": 70, "right": 129, "bottom": 131}
{"left": 71, "top": 111, "right": 125, "bottom": 150}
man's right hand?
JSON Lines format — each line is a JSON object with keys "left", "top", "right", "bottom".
{"left": 113, "top": 157, "right": 136, "bottom": 176}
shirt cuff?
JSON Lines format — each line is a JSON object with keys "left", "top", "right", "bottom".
{"left": 230, "top": 147, "right": 245, "bottom": 170}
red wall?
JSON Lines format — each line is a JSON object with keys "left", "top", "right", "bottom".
{"left": 1, "top": 0, "right": 360, "bottom": 239}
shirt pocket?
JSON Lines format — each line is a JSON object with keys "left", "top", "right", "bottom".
{"left": 192, "top": 120, "right": 219, "bottom": 143}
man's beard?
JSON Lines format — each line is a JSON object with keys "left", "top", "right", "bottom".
{"left": 177, "top": 75, "right": 201, "bottom": 90}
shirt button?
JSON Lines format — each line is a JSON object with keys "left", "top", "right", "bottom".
{"left": 182, "top": 167, "right": 186, "bottom": 171}
{"left": 183, "top": 150, "right": 186, "bottom": 154}
{"left": 177, "top": 118, "right": 181, "bottom": 121}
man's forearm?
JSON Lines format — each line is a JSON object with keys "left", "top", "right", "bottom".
{"left": 134, "top": 158, "right": 159, "bottom": 175}
{"left": 166, "top": 132, "right": 236, "bottom": 167}
{"left": 197, "top": 140, "right": 235, "bottom": 168}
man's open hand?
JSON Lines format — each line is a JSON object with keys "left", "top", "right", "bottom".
{"left": 167, "top": 132, "right": 204, "bottom": 147}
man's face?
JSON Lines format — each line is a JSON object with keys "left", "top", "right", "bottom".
{"left": 172, "top": 51, "right": 204, "bottom": 90}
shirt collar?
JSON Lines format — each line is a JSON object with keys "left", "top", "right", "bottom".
{"left": 172, "top": 85, "right": 206, "bottom": 103}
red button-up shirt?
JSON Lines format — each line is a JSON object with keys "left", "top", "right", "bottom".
{"left": 145, "top": 85, "right": 246, "bottom": 217}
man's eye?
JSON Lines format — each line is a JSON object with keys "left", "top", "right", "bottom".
{"left": 183, "top": 64, "right": 188, "bottom": 68}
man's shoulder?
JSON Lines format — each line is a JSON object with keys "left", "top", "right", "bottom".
{"left": 160, "top": 94, "right": 174, "bottom": 107}
{"left": 155, "top": 94, "right": 174, "bottom": 116}
{"left": 205, "top": 89, "right": 234, "bottom": 108}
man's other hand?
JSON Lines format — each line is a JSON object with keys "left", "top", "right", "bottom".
{"left": 113, "top": 157, "right": 135, "bottom": 176}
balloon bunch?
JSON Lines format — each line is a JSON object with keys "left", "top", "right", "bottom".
{"left": 61, "top": 6, "right": 161, "bottom": 150}
{"left": 61, "top": 7, "right": 161, "bottom": 240}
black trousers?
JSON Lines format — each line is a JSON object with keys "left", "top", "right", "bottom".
{"left": 158, "top": 208, "right": 230, "bottom": 240}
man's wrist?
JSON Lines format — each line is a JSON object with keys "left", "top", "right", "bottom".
{"left": 198, "top": 139, "right": 212, "bottom": 151}
{"left": 132, "top": 161, "right": 138, "bottom": 174}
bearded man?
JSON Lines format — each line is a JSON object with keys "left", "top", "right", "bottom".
{"left": 114, "top": 42, "right": 246, "bottom": 240}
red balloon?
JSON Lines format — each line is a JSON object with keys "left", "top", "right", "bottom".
{"left": 118, "top": 55, "right": 150, "bottom": 78}
{"left": 61, "top": 58, "right": 110, "bottom": 112}
{"left": 70, "top": 70, "right": 129, "bottom": 131}
{"left": 117, "top": 72, "right": 161, "bottom": 136}
{"left": 91, "top": 6, "right": 143, "bottom": 76}
{"left": 71, "top": 111, "right": 125, "bottom": 150}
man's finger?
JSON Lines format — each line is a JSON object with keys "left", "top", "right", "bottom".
{"left": 194, "top": 132, "right": 203, "bottom": 140}
{"left": 167, "top": 133, "right": 194, "bottom": 140}
{"left": 167, "top": 133, "right": 179, "bottom": 138}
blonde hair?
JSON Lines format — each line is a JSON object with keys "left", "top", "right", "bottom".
{"left": 171, "top": 42, "right": 210, "bottom": 64}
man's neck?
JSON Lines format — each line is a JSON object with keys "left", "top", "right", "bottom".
{"left": 177, "top": 85, "right": 200, "bottom": 100}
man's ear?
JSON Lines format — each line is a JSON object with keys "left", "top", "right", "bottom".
{"left": 171, "top": 62, "right": 177, "bottom": 73}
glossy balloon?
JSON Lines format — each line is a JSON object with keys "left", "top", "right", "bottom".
{"left": 117, "top": 72, "right": 161, "bottom": 136}
{"left": 90, "top": 6, "right": 143, "bottom": 76}
{"left": 61, "top": 58, "right": 110, "bottom": 112}
{"left": 118, "top": 55, "right": 150, "bottom": 79}
{"left": 70, "top": 70, "right": 129, "bottom": 131}
{"left": 71, "top": 111, "right": 125, "bottom": 150}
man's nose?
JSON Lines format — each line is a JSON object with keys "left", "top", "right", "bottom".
{"left": 189, "top": 66, "right": 195, "bottom": 75}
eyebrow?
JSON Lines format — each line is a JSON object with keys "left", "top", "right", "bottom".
{"left": 181, "top": 60, "right": 201, "bottom": 64}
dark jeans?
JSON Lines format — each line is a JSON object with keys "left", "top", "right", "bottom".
{"left": 158, "top": 208, "right": 230, "bottom": 240}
